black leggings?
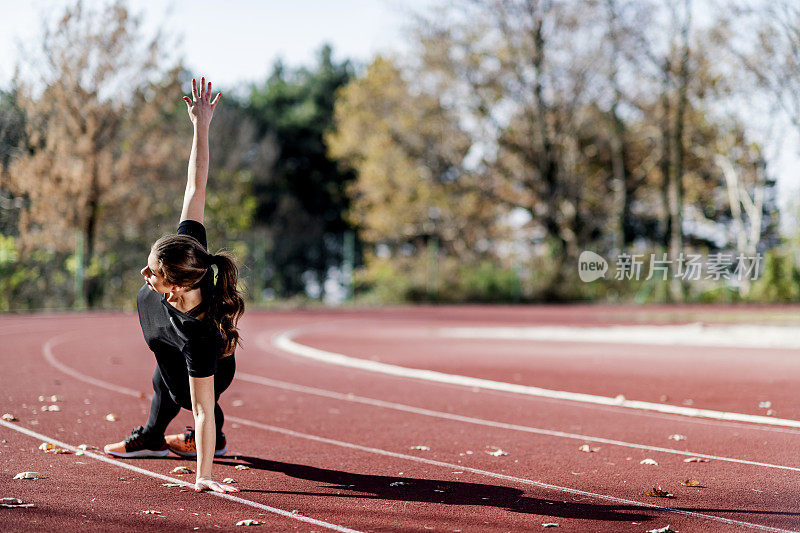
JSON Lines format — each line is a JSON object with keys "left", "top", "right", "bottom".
{"left": 143, "top": 356, "right": 235, "bottom": 439}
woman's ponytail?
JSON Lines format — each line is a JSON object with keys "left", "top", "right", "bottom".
{"left": 209, "top": 251, "right": 245, "bottom": 356}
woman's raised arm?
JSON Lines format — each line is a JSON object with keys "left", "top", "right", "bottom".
{"left": 180, "top": 77, "right": 221, "bottom": 225}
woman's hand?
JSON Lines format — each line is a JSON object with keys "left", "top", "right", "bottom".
{"left": 194, "top": 476, "right": 240, "bottom": 493}
{"left": 183, "top": 76, "right": 221, "bottom": 128}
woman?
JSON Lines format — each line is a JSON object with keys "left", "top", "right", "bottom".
{"left": 104, "top": 77, "right": 242, "bottom": 494}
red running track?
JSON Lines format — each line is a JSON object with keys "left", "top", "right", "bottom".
{"left": 1, "top": 305, "right": 799, "bottom": 532}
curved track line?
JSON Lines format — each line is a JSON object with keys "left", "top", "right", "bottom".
{"left": 235, "top": 372, "right": 800, "bottom": 473}
{"left": 271, "top": 326, "right": 800, "bottom": 429}
{"left": 43, "top": 333, "right": 145, "bottom": 398}
{"left": 0, "top": 420, "right": 362, "bottom": 533}
{"left": 258, "top": 327, "right": 800, "bottom": 436}
{"left": 439, "top": 324, "right": 800, "bottom": 349}
{"left": 40, "top": 333, "right": 799, "bottom": 532}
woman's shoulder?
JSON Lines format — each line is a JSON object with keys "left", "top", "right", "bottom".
{"left": 137, "top": 284, "right": 160, "bottom": 308}
{"left": 177, "top": 219, "right": 207, "bottom": 249}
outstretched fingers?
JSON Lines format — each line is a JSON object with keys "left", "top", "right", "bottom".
{"left": 194, "top": 478, "right": 239, "bottom": 493}
{"left": 186, "top": 76, "right": 220, "bottom": 116}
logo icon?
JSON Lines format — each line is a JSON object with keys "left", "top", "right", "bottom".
{"left": 578, "top": 251, "right": 608, "bottom": 282}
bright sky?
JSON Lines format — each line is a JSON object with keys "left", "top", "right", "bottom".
{"left": 1, "top": 0, "right": 798, "bottom": 232}
{"left": 0, "top": 0, "right": 430, "bottom": 91}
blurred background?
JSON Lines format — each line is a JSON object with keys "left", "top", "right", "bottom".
{"left": 1, "top": 0, "right": 799, "bottom": 311}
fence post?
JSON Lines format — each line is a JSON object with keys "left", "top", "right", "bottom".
{"left": 75, "top": 229, "right": 86, "bottom": 309}
{"left": 343, "top": 230, "right": 355, "bottom": 301}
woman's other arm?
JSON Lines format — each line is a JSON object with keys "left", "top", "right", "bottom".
{"left": 180, "top": 77, "right": 221, "bottom": 225}
{"left": 188, "top": 375, "right": 238, "bottom": 493}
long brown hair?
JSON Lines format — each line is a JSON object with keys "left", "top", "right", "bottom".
{"left": 151, "top": 234, "right": 245, "bottom": 355}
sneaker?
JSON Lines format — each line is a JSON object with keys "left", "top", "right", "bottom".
{"left": 104, "top": 426, "right": 169, "bottom": 458}
{"left": 165, "top": 426, "right": 227, "bottom": 457}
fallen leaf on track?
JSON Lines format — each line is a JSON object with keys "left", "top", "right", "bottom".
{"left": 13, "top": 472, "right": 46, "bottom": 480}
{"left": 485, "top": 447, "right": 509, "bottom": 457}
{"left": 236, "top": 519, "right": 262, "bottom": 526}
{"left": 578, "top": 444, "right": 599, "bottom": 453}
{"left": 1, "top": 498, "right": 34, "bottom": 508}
{"left": 640, "top": 458, "right": 659, "bottom": 465}
{"left": 681, "top": 479, "right": 702, "bottom": 487}
{"left": 76, "top": 444, "right": 98, "bottom": 451}
{"left": 234, "top": 465, "right": 250, "bottom": 471}
{"left": 1, "top": 413, "right": 17, "bottom": 421}
{"left": 222, "top": 478, "right": 237, "bottom": 484}
{"left": 104, "top": 413, "right": 117, "bottom": 422}
{"left": 668, "top": 434, "right": 686, "bottom": 441}
{"left": 646, "top": 526, "right": 678, "bottom": 533}
{"left": 644, "top": 486, "right": 675, "bottom": 498}
{"left": 683, "top": 457, "right": 709, "bottom": 463}
{"left": 170, "top": 466, "right": 193, "bottom": 474}
{"left": 409, "top": 445, "right": 430, "bottom": 451}
{"left": 38, "top": 442, "right": 70, "bottom": 454}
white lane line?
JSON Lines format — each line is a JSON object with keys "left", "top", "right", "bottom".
{"left": 257, "top": 326, "right": 800, "bottom": 437}
{"left": 271, "top": 327, "right": 800, "bottom": 429}
{"left": 43, "top": 333, "right": 146, "bottom": 398}
{"left": 236, "top": 372, "right": 800, "bottom": 472}
{"left": 440, "top": 324, "right": 800, "bottom": 349}
{"left": 0, "top": 419, "right": 363, "bottom": 533}
{"left": 40, "top": 334, "right": 799, "bottom": 533}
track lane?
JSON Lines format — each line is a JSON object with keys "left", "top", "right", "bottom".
{"left": 37, "top": 314, "right": 800, "bottom": 528}
{"left": 3, "top": 308, "right": 799, "bottom": 532}
{"left": 34, "top": 335, "right": 798, "bottom": 532}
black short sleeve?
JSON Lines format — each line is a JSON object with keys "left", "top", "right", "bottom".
{"left": 182, "top": 326, "right": 218, "bottom": 378}
{"left": 177, "top": 220, "right": 207, "bottom": 250}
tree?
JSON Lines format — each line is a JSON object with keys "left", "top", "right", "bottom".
{"left": 0, "top": 86, "right": 27, "bottom": 235}
{"left": 408, "top": 0, "right": 615, "bottom": 296}
{"left": 336, "top": 0, "right": 783, "bottom": 302}
{"left": 328, "top": 56, "right": 491, "bottom": 254}
{"left": 246, "top": 45, "right": 356, "bottom": 297}
{"left": 3, "top": 0, "right": 184, "bottom": 307}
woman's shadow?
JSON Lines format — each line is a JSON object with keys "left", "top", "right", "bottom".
{"left": 215, "top": 455, "right": 654, "bottom": 522}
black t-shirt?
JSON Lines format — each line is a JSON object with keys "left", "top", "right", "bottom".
{"left": 137, "top": 220, "right": 222, "bottom": 380}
